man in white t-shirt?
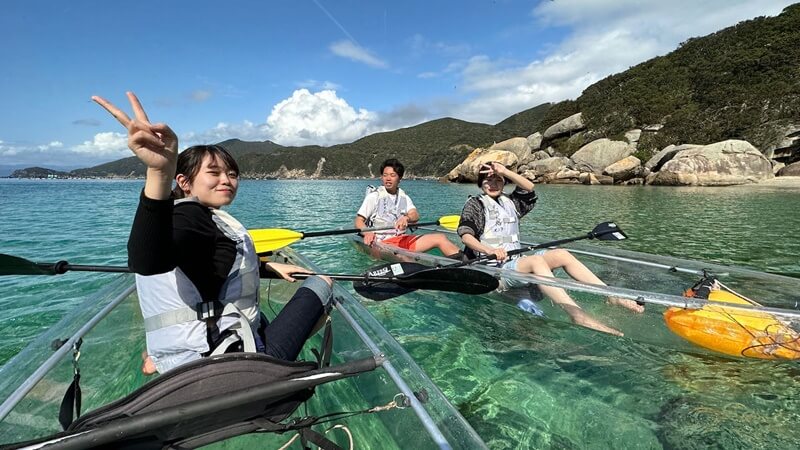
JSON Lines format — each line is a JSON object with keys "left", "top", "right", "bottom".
{"left": 355, "top": 158, "right": 461, "bottom": 256}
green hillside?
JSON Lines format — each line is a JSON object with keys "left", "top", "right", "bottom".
{"left": 65, "top": 107, "right": 550, "bottom": 178}
{"left": 544, "top": 3, "right": 800, "bottom": 159}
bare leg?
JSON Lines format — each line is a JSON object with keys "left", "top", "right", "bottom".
{"left": 515, "top": 255, "right": 623, "bottom": 336}
{"left": 540, "top": 249, "right": 644, "bottom": 313}
{"left": 410, "top": 233, "right": 460, "bottom": 255}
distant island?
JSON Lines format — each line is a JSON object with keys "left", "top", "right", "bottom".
{"left": 10, "top": 4, "right": 799, "bottom": 186}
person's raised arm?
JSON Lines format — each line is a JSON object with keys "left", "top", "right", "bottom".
{"left": 486, "top": 162, "right": 533, "bottom": 192}
{"left": 92, "top": 92, "right": 178, "bottom": 200}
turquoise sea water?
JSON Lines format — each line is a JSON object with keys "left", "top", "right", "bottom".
{"left": 1, "top": 178, "right": 799, "bottom": 448}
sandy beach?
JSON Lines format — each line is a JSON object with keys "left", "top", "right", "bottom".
{"left": 745, "top": 175, "right": 800, "bottom": 189}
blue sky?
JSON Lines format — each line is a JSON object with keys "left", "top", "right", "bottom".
{"left": 0, "top": 0, "right": 795, "bottom": 172}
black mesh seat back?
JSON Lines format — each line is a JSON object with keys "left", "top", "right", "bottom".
{"left": 68, "top": 353, "right": 318, "bottom": 443}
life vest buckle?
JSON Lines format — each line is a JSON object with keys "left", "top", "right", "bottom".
{"left": 197, "top": 302, "right": 218, "bottom": 320}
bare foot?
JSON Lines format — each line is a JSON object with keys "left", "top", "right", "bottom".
{"left": 141, "top": 351, "right": 157, "bottom": 376}
{"left": 572, "top": 313, "right": 624, "bottom": 337}
{"left": 607, "top": 296, "right": 645, "bottom": 313}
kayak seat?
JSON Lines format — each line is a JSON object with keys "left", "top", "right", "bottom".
{"left": 6, "top": 353, "right": 378, "bottom": 449}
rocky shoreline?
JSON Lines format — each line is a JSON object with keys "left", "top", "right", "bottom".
{"left": 445, "top": 112, "right": 799, "bottom": 187}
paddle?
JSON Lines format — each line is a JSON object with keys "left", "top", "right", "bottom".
{"left": 349, "top": 262, "right": 499, "bottom": 301}
{"left": 0, "top": 254, "right": 129, "bottom": 276}
{"left": 0, "top": 254, "right": 497, "bottom": 301}
{"left": 249, "top": 215, "right": 461, "bottom": 253}
{"left": 447, "top": 221, "right": 628, "bottom": 269}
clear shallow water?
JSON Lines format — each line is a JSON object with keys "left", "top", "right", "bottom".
{"left": 1, "top": 178, "right": 799, "bottom": 449}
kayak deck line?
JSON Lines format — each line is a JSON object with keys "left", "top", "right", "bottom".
{"left": 351, "top": 234, "right": 800, "bottom": 361}
{"left": 422, "top": 227, "right": 800, "bottom": 283}
{"left": 360, "top": 236, "right": 800, "bottom": 318}
{"left": 277, "top": 247, "right": 484, "bottom": 450}
{"left": 0, "top": 249, "right": 487, "bottom": 449}
{"left": 0, "top": 279, "right": 136, "bottom": 422}
{"left": 407, "top": 228, "right": 800, "bottom": 317}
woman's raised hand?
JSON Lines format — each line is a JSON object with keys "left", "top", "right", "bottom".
{"left": 92, "top": 92, "right": 178, "bottom": 199}
{"left": 92, "top": 92, "right": 178, "bottom": 175}
{"left": 479, "top": 161, "right": 507, "bottom": 177}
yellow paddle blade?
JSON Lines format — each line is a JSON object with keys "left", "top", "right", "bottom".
{"left": 249, "top": 228, "right": 303, "bottom": 253}
{"left": 437, "top": 215, "right": 461, "bottom": 230}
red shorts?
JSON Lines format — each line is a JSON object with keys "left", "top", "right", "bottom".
{"left": 380, "top": 234, "right": 422, "bottom": 250}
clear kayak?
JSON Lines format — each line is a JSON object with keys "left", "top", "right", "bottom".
{"left": 0, "top": 247, "right": 487, "bottom": 449}
{"left": 351, "top": 232, "right": 800, "bottom": 362}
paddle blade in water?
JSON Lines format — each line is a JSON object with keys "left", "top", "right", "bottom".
{"left": 249, "top": 229, "right": 304, "bottom": 253}
{"left": 0, "top": 254, "right": 55, "bottom": 276}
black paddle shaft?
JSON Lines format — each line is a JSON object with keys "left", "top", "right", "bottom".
{"left": 0, "top": 254, "right": 129, "bottom": 276}
{"left": 445, "top": 221, "right": 627, "bottom": 269}
{"left": 300, "top": 220, "right": 441, "bottom": 238}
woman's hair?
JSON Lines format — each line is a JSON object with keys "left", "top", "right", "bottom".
{"left": 172, "top": 145, "right": 239, "bottom": 198}
{"left": 380, "top": 158, "right": 405, "bottom": 178}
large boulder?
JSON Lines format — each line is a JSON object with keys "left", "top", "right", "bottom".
{"left": 570, "top": 139, "right": 636, "bottom": 175}
{"left": 543, "top": 113, "right": 585, "bottom": 140}
{"left": 446, "top": 148, "right": 519, "bottom": 183}
{"left": 489, "top": 137, "right": 531, "bottom": 164}
{"left": 649, "top": 140, "right": 773, "bottom": 186}
{"left": 644, "top": 144, "right": 701, "bottom": 172}
{"left": 526, "top": 132, "right": 543, "bottom": 151}
{"left": 603, "top": 156, "right": 642, "bottom": 182}
{"left": 522, "top": 156, "right": 570, "bottom": 178}
{"left": 544, "top": 168, "right": 582, "bottom": 184}
{"left": 778, "top": 161, "right": 800, "bottom": 176}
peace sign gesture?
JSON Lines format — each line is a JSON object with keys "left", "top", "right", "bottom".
{"left": 92, "top": 92, "right": 178, "bottom": 199}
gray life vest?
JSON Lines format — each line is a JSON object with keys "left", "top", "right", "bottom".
{"left": 365, "top": 185, "right": 410, "bottom": 240}
{"left": 136, "top": 199, "right": 261, "bottom": 374}
{"left": 477, "top": 194, "right": 522, "bottom": 258}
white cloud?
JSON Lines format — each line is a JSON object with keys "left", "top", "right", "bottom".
{"left": 448, "top": 0, "right": 795, "bottom": 123}
{"left": 0, "top": 137, "right": 119, "bottom": 169}
{"left": 37, "top": 141, "right": 63, "bottom": 151}
{"left": 265, "top": 89, "right": 380, "bottom": 146}
{"left": 183, "top": 121, "right": 268, "bottom": 146}
{"left": 178, "top": 89, "right": 386, "bottom": 148}
{"left": 0, "top": 140, "right": 19, "bottom": 156}
{"left": 72, "top": 132, "right": 129, "bottom": 156}
{"left": 330, "top": 40, "right": 388, "bottom": 68}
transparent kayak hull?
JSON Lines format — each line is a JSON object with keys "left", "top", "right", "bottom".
{"left": 0, "top": 248, "right": 487, "bottom": 449}
{"left": 351, "top": 233, "right": 800, "bottom": 362}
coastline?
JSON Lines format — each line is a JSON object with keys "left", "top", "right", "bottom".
{"left": 737, "top": 176, "right": 800, "bottom": 189}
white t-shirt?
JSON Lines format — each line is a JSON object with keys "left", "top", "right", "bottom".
{"left": 356, "top": 187, "right": 417, "bottom": 238}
